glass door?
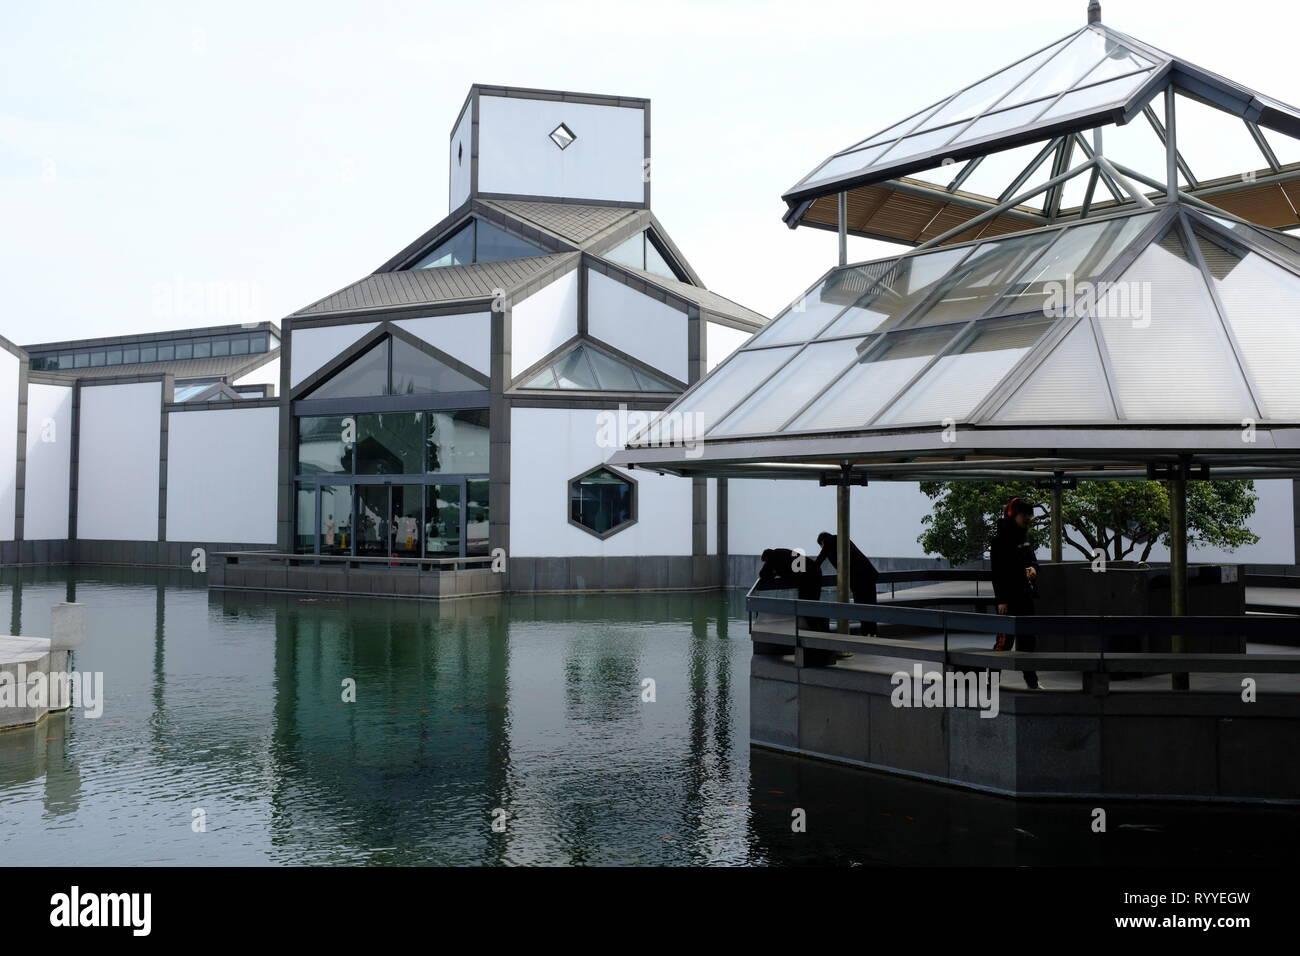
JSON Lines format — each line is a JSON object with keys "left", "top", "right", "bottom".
{"left": 355, "top": 485, "right": 390, "bottom": 557}
{"left": 425, "top": 484, "right": 462, "bottom": 557}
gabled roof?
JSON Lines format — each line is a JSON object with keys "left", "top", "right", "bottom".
{"left": 612, "top": 202, "right": 1300, "bottom": 481}
{"left": 478, "top": 199, "right": 644, "bottom": 245}
{"left": 293, "top": 253, "right": 579, "bottom": 316}
{"left": 783, "top": 16, "right": 1300, "bottom": 242}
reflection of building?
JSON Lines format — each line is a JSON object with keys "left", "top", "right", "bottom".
{"left": 0, "top": 87, "right": 766, "bottom": 590}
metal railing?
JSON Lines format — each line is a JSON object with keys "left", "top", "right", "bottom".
{"left": 214, "top": 551, "right": 495, "bottom": 573}
{"left": 746, "top": 576, "right": 1300, "bottom": 685}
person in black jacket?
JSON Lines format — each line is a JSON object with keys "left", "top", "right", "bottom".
{"left": 759, "top": 547, "right": 828, "bottom": 631}
{"left": 814, "top": 532, "right": 880, "bottom": 635}
{"left": 990, "top": 496, "right": 1041, "bottom": 689}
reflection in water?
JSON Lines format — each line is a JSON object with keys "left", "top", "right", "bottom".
{"left": 0, "top": 567, "right": 1294, "bottom": 866}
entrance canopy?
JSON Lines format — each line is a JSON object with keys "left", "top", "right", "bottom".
{"left": 784, "top": 17, "right": 1300, "bottom": 243}
{"left": 611, "top": 202, "right": 1300, "bottom": 482}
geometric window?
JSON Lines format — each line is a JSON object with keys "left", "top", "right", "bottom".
{"left": 520, "top": 342, "right": 677, "bottom": 392}
{"left": 549, "top": 123, "right": 576, "bottom": 150}
{"left": 568, "top": 465, "right": 636, "bottom": 538}
{"left": 603, "top": 230, "right": 684, "bottom": 281}
{"left": 305, "top": 335, "right": 487, "bottom": 400}
{"left": 410, "top": 218, "right": 546, "bottom": 270}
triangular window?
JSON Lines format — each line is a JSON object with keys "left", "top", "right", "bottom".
{"left": 306, "top": 335, "right": 486, "bottom": 399}
{"left": 410, "top": 218, "right": 545, "bottom": 270}
{"left": 520, "top": 343, "right": 676, "bottom": 392}
{"left": 602, "top": 230, "right": 686, "bottom": 281}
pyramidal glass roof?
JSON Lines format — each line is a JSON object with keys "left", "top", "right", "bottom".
{"left": 629, "top": 204, "right": 1300, "bottom": 451}
{"left": 782, "top": 15, "right": 1300, "bottom": 243}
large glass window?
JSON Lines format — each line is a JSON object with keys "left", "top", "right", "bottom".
{"left": 356, "top": 412, "right": 425, "bottom": 475}
{"left": 411, "top": 218, "right": 545, "bottom": 269}
{"left": 305, "top": 334, "right": 486, "bottom": 399}
{"left": 391, "top": 338, "right": 483, "bottom": 394}
{"left": 466, "top": 479, "right": 489, "bottom": 556}
{"left": 425, "top": 484, "right": 462, "bottom": 557}
{"left": 310, "top": 339, "right": 391, "bottom": 400}
{"left": 295, "top": 484, "right": 316, "bottom": 553}
{"left": 427, "top": 410, "right": 490, "bottom": 474}
{"left": 319, "top": 485, "right": 353, "bottom": 555}
{"left": 297, "top": 416, "right": 353, "bottom": 475}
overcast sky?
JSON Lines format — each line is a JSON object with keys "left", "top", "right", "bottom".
{"left": 3, "top": 0, "right": 1296, "bottom": 345}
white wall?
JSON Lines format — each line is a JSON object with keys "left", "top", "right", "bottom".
{"left": 166, "top": 407, "right": 278, "bottom": 543}
{"left": 477, "top": 94, "right": 645, "bottom": 204}
{"left": 77, "top": 382, "right": 161, "bottom": 541}
{"left": 0, "top": 350, "right": 17, "bottom": 540}
{"left": 395, "top": 313, "right": 491, "bottom": 376}
{"left": 449, "top": 100, "right": 473, "bottom": 211}
{"left": 510, "top": 406, "right": 691, "bottom": 557}
{"left": 706, "top": 322, "right": 753, "bottom": 372}
{"left": 727, "top": 479, "right": 938, "bottom": 560}
{"left": 587, "top": 269, "right": 687, "bottom": 382}
{"left": 233, "top": 356, "right": 280, "bottom": 388}
{"left": 290, "top": 321, "right": 378, "bottom": 387}
{"left": 24, "top": 382, "right": 72, "bottom": 540}
{"left": 511, "top": 270, "right": 577, "bottom": 378}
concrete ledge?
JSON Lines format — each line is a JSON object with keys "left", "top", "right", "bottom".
{"left": 752, "top": 655, "right": 1300, "bottom": 804}
{"left": 0, "top": 636, "right": 71, "bottom": 732}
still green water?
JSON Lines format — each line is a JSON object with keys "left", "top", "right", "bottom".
{"left": 0, "top": 567, "right": 1294, "bottom": 866}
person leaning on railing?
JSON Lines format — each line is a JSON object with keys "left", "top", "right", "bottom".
{"left": 990, "top": 497, "right": 1041, "bottom": 689}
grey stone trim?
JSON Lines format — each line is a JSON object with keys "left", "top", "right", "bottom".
{"left": 68, "top": 384, "right": 80, "bottom": 540}
{"left": 470, "top": 87, "right": 480, "bottom": 199}
{"left": 14, "top": 360, "right": 28, "bottom": 541}
{"left": 490, "top": 304, "right": 511, "bottom": 578}
{"left": 566, "top": 463, "right": 639, "bottom": 541}
{"left": 24, "top": 321, "right": 279, "bottom": 354}
{"left": 702, "top": 311, "right": 765, "bottom": 334}
{"left": 505, "top": 396, "right": 673, "bottom": 411}
{"left": 475, "top": 191, "right": 647, "bottom": 210}
{"left": 287, "top": 300, "right": 497, "bottom": 330}
{"left": 643, "top": 99, "right": 652, "bottom": 209}
{"left": 224, "top": 348, "right": 280, "bottom": 386}
{"left": 158, "top": 374, "right": 172, "bottom": 542}
{"left": 276, "top": 317, "right": 294, "bottom": 552}
{"left": 27, "top": 371, "right": 79, "bottom": 386}
{"left": 76, "top": 373, "right": 169, "bottom": 388}
{"left": 165, "top": 397, "right": 281, "bottom": 412}
{"left": 473, "top": 85, "right": 648, "bottom": 110}
{"left": 0, "top": 334, "right": 29, "bottom": 360}
{"left": 0, "top": 539, "right": 73, "bottom": 567}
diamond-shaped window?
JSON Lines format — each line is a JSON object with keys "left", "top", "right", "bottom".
{"left": 550, "top": 123, "right": 576, "bottom": 150}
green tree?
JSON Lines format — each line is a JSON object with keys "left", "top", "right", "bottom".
{"left": 917, "top": 480, "right": 1259, "bottom": 565}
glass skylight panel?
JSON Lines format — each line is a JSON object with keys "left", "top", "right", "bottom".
{"left": 644, "top": 240, "right": 678, "bottom": 280}
{"left": 903, "top": 230, "right": 1059, "bottom": 327}
{"left": 800, "top": 144, "right": 891, "bottom": 188}
{"left": 635, "top": 346, "right": 798, "bottom": 444}
{"left": 989, "top": 212, "right": 1154, "bottom": 316}
{"left": 995, "top": 318, "right": 1115, "bottom": 421}
{"left": 1171, "top": 93, "right": 1272, "bottom": 183}
{"left": 604, "top": 233, "right": 646, "bottom": 271}
{"left": 749, "top": 278, "right": 857, "bottom": 346}
{"left": 958, "top": 139, "right": 1053, "bottom": 199}
{"left": 709, "top": 337, "right": 867, "bottom": 436}
{"left": 1196, "top": 232, "right": 1300, "bottom": 418}
{"left": 875, "top": 319, "right": 1051, "bottom": 425}
{"left": 1038, "top": 71, "right": 1153, "bottom": 122}
{"left": 585, "top": 346, "right": 643, "bottom": 391}
{"left": 820, "top": 246, "right": 972, "bottom": 338}
{"left": 914, "top": 34, "right": 1075, "bottom": 133}
{"left": 413, "top": 223, "right": 474, "bottom": 269}
{"left": 1204, "top": 214, "right": 1300, "bottom": 270}
{"left": 997, "top": 28, "right": 1119, "bottom": 111}
{"left": 554, "top": 348, "right": 599, "bottom": 390}
{"left": 785, "top": 327, "right": 957, "bottom": 432}
{"left": 474, "top": 219, "right": 546, "bottom": 261}
{"left": 1073, "top": 39, "right": 1153, "bottom": 85}
{"left": 1093, "top": 229, "right": 1255, "bottom": 420}
{"left": 950, "top": 99, "right": 1059, "bottom": 149}
{"left": 1261, "top": 126, "right": 1300, "bottom": 166}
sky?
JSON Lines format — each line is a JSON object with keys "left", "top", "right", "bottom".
{"left": 3, "top": 0, "right": 1298, "bottom": 345}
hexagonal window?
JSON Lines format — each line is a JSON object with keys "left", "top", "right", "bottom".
{"left": 568, "top": 465, "right": 636, "bottom": 538}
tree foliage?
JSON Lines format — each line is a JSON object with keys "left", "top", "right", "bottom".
{"left": 917, "top": 480, "right": 1259, "bottom": 565}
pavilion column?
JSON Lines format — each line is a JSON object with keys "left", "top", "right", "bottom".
{"left": 837, "top": 192, "right": 848, "bottom": 267}
{"left": 1168, "top": 465, "right": 1189, "bottom": 690}
{"left": 1050, "top": 474, "right": 1064, "bottom": 563}
{"left": 837, "top": 463, "right": 851, "bottom": 634}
